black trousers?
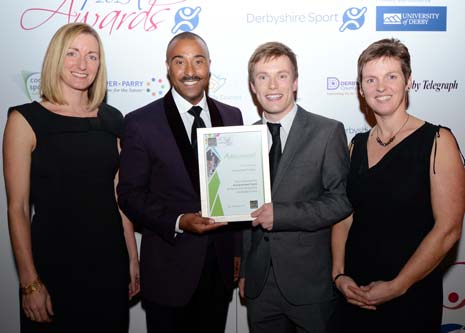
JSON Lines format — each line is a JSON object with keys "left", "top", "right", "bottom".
{"left": 144, "top": 244, "right": 233, "bottom": 333}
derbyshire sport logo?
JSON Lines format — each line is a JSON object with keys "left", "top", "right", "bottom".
{"left": 339, "top": 7, "right": 367, "bottom": 32}
{"left": 377, "top": 6, "right": 447, "bottom": 31}
{"left": 172, "top": 6, "right": 202, "bottom": 33}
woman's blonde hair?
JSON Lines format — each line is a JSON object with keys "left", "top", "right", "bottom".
{"left": 40, "top": 23, "right": 107, "bottom": 110}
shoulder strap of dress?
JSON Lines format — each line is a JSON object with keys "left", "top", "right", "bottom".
{"left": 432, "top": 125, "right": 465, "bottom": 174}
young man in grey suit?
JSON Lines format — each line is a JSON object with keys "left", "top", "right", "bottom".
{"left": 239, "top": 42, "right": 352, "bottom": 332}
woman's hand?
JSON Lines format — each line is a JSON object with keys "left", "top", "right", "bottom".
{"left": 351, "top": 280, "right": 405, "bottom": 306}
{"left": 22, "top": 283, "right": 53, "bottom": 322}
{"left": 128, "top": 257, "right": 140, "bottom": 299}
{"left": 336, "top": 275, "right": 376, "bottom": 310}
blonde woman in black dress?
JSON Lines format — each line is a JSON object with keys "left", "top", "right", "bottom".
{"left": 3, "top": 23, "right": 139, "bottom": 332}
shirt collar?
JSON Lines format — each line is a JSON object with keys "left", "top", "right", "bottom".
{"left": 171, "top": 88, "right": 208, "bottom": 115}
{"left": 262, "top": 103, "right": 298, "bottom": 136}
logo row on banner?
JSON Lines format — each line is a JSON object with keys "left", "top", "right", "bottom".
{"left": 19, "top": 3, "right": 446, "bottom": 34}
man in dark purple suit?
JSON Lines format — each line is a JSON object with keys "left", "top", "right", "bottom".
{"left": 117, "top": 32, "right": 243, "bottom": 332}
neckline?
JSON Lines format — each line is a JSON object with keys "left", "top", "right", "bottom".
{"left": 34, "top": 101, "right": 100, "bottom": 119}
{"left": 365, "top": 122, "right": 428, "bottom": 170}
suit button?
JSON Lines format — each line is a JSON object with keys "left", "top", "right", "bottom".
{"left": 264, "top": 236, "right": 269, "bottom": 241}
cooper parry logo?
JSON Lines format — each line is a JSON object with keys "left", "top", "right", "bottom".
{"left": 106, "top": 77, "right": 167, "bottom": 97}
{"left": 23, "top": 71, "right": 41, "bottom": 101}
{"left": 383, "top": 13, "right": 402, "bottom": 25}
{"left": 171, "top": 6, "right": 202, "bottom": 34}
{"left": 339, "top": 7, "right": 367, "bottom": 32}
{"left": 146, "top": 77, "right": 168, "bottom": 97}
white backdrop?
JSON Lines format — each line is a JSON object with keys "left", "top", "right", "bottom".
{"left": 1, "top": 0, "right": 464, "bottom": 332}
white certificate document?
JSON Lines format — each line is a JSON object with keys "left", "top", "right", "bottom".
{"left": 197, "top": 125, "right": 271, "bottom": 222}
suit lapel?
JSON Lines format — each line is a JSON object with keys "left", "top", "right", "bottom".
{"left": 207, "top": 97, "right": 224, "bottom": 127}
{"left": 163, "top": 90, "right": 224, "bottom": 195}
{"left": 272, "top": 107, "right": 309, "bottom": 195}
{"left": 164, "top": 90, "right": 200, "bottom": 194}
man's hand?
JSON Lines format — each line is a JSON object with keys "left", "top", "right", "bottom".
{"left": 251, "top": 203, "right": 274, "bottom": 230}
{"left": 179, "top": 212, "right": 227, "bottom": 234}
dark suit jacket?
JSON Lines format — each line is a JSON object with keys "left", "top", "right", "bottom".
{"left": 117, "top": 90, "right": 243, "bottom": 306}
{"left": 241, "top": 106, "right": 352, "bottom": 305}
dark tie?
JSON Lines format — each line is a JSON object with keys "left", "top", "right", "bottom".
{"left": 267, "top": 122, "right": 282, "bottom": 186}
{"left": 188, "top": 106, "right": 206, "bottom": 156}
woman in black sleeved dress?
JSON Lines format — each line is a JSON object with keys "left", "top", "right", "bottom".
{"left": 3, "top": 23, "right": 139, "bottom": 333}
{"left": 331, "top": 39, "right": 465, "bottom": 333}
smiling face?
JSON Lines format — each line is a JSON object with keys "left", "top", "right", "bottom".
{"left": 360, "top": 56, "right": 412, "bottom": 117}
{"left": 60, "top": 33, "right": 100, "bottom": 94}
{"left": 250, "top": 55, "right": 297, "bottom": 122}
{"left": 166, "top": 37, "right": 210, "bottom": 105}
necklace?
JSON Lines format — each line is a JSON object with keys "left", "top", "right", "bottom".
{"left": 375, "top": 114, "right": 410, "bottom": 147}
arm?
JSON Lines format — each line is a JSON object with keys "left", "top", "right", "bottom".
{"left": 117, "top": 114, "right": 225, "bottom": 244}
{"left": 117, "top": 117, "right": 182, "bottom": 243}
{"left": 120, "top": 208, "right": 140, "bottom": 299}
{"left": 353, "top": 129, "right": 465, "bottom": 305}
{"left": 331, "top": 215, "right": 375, "bottom": 309}
{"left": 331, "top": 215, "right": 352, "bottom": 279}
{"left": 115, "top": 138, "right": 140, "bottom": 299}
{"left": 258, "top": 122, "right": 352, "bottom": 232}
{"left": 3, "top": 111, "right": 53, "bottom": 322}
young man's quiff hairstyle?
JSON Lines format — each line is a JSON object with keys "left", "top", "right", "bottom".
{"left": 40, "top": 23, "right": 107, "bottom": 111}
{"left": 248, "top": 42, "right": 298, "bottom": 83}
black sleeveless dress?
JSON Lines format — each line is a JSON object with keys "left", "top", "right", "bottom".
{"left": 340, "top": 122, "right": 443, "bottom": 333}
{"left": 11, "top": 102, "right": 129, "bottom": 333}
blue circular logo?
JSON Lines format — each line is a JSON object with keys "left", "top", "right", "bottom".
{"left": 340, "top": 7, "right": 367, "bottom": 32}
{"left": 172, "top": 7, "right": 202, "bottom": 33}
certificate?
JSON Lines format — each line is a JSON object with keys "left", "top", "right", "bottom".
{"left": 197, "top": 125, "right": 271, "bottom": 222}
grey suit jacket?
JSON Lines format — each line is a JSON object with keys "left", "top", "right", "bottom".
{"left": 241, "top": 106, "right": 352, "bottom": 305}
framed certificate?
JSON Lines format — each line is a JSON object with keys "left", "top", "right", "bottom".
{"left": 197, "top": 125, "right": 271, "bottom": 222}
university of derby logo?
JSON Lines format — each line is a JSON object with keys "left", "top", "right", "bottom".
{"left": 376, "top": 6, "right": 447, "bottom": 31}
{"left": 172, "top": 6, "right": 202, "bottom": 33}
{"left": 339, "top": 7, "right": 367, "bottom": 32}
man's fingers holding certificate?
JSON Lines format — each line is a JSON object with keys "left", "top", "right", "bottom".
{"left": 179, "top": 213, "right": 227, "bottom": 234}
{"left": 251, "top": 203, "right": 274, "bottom": 230}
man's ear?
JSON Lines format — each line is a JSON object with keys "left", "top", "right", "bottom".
{"left": 250, "top": 81, "right": 256, "bottom": 94}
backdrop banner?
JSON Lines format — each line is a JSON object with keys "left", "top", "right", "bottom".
{"left": 1, "top": 1, "right": 464, "bottom": 332}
